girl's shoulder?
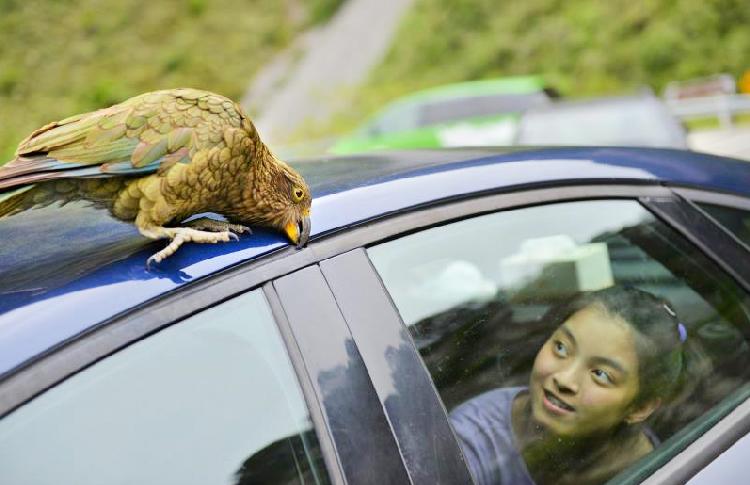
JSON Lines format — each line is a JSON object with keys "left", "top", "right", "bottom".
{"left": 450, "top": 387, "right": 525, "bottom": 423}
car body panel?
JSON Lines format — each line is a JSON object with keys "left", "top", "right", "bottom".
{"left": 330, "top": 113, "right": 522, "bottom": 153}
{"left": 686, "top": 429, "right": 750, "bottom": 484}
{"left": 1, "top": 147, "right": 749, "bottom": 377}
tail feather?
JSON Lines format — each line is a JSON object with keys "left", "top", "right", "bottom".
{"left": 0, "top": 154, "right": 87, "bottom": 180}
{"left": 0, "top": 164, "right": 107, "bottom": 190}
{"left": 0, "top": 185, "right": 34, "bottom": 218}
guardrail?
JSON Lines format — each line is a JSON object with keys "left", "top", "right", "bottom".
{"left": 665, "top": 94, "right": 750, "bottom": 128}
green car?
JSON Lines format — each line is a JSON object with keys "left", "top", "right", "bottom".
{"left": 330, "top": 76, "right": 555, "bottom": 154}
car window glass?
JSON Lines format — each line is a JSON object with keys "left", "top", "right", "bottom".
{"left": 0, "top": 290, "right": 331, "bottom": 485}
{"left": 368, "top": 200, "right": 750, "bottom": 485}
{"left": 419, "top": 93, "right": 548, "bottom": 127}
{"left": 699, "top": 202, "right": 750, "bottom": 248}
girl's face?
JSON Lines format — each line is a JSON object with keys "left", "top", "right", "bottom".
{"left": 529, "top": 304, "right": 643, "bottom": 438}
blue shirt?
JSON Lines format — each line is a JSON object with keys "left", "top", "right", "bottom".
{"left": 450, "top": 388, "right": 661, "bottom": 485}
{"left": 449, "top": 387, "right": 534, "bottom": 485}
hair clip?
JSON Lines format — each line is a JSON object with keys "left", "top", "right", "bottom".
{"left": 677, "top": 322, "right": 688, "bottom": 343}
{"left": 663, "top": 303, "right": 676, "bottom": 318}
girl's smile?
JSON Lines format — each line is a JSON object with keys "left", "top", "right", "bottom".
{"left": 542, "top": 388, "right": 575, "bottom": 414}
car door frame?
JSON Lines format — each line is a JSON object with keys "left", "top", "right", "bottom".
{"left": 2, "top": 182, "right": 750, "bottom": 485}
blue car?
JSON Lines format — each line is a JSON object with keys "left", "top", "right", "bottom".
{"left": 1, "top": 147, "right": 750, "bottom": 485}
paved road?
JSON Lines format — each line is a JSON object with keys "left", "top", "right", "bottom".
{"left": 688, "top": 127, "right": 750, "bottom": 161}
{"left": 242, "top": 0, "right": 414, "bottom": 147}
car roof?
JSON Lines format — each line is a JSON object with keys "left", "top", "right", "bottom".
{"left": 520, "top": 93, "right": 677, "bottom": 119}
{"left": 1, "top": 146, "right": 749, "bottom": 377}
{"left": 381, "top": 76, "right": 547, "bottom": 108}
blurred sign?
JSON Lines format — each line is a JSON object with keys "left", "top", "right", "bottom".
{"left": 664, "top": 74, "right": 736, "bottom": 99}
{"left": 740, "top": 70, "right": 750, "bottom": 94}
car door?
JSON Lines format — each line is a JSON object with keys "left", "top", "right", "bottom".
{"left": 0, "top": 287, "right": 340, "bottom": 485}
{"left": 319, "top": 185, "right": 750, "bottom": 485}
{"left": 0, "top": 264, "right": 418, "bottom": 483}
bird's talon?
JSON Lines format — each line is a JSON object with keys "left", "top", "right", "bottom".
{"left": 143, "top": 220, "right": 251, "bottom": 267}
{"left": 146, "top": 255, "right": 160, "bottom": 270}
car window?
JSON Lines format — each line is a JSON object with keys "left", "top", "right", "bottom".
{"left": 698, "top": 203, "right": 750, "bottom": 248}
{"left": 0, "top": 290, "right": 331, "bottom": 485}
{"left": 419, "top": 93, "right": 548, "bottom": 127}
{"left": 368, "top": 200, "right": 750, "bottom": 485}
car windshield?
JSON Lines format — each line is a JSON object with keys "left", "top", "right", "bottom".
{"left": 516, "top": 98, "right": 686, "bottom": 148}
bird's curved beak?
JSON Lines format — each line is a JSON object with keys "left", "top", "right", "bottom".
{"left": 285, "top": 212, "right": 311, "bottom": 249}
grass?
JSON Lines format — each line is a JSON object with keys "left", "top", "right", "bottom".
{"left": 683, "top": 113, "right": 750, "bottom": 131}
{"left": 0, "top": 0, "right": 341, "bottom": 162}
{"left": 4, "top": 0, "right": 749, "bottom": 156}
{"left": 294, "top": 0, "right": 750, "bottom": 140}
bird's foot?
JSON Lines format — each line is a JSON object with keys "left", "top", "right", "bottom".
{"left": 183, "top": 217, "right": 251, "bottom": 235}
{"left": 144, "top": 226, "right": 239, "bottom": 269}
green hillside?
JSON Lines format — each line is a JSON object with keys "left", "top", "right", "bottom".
{"left": 315, "top": 0, "right": 750, "bottom": 137}
{"left": 2, "top": 0, "right": 748, "bottom": 157}
{"left": 0, "top": 0, "right": 341, "bottom": 161}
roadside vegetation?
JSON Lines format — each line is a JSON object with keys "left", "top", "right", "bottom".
{"left": 0, "top": 0, "right": 338, "bottom": 162}
{"left": 2, "top": 0, "right": 748, "bottom": 158}
{"left": 304, "top": 0, "right": 750, "bottom": 139}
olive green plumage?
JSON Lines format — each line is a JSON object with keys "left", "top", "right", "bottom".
{"left": 0, "top": 88, "right": 312, "bottom": 265}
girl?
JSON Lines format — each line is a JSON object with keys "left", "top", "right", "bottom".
{"left": 450, "top": 286, "right": 686, "bottom": 485}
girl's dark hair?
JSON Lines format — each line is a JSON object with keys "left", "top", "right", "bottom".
{"left": 544, "top": 286, "right": 685, "bottom": 405}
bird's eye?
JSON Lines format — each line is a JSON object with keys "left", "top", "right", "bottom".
{"left": 292, "top": 187, "right": 304, "bottom": 203}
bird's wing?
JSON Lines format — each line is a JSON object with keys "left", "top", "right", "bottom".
{"left": 0, "top": 89, "right": 243, "bottom": 190}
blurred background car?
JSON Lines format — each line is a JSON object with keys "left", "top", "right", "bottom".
{"left": 329, "top": 75, "right": 556, "bottom": 154}
{"left": 515, "top": 92, "right": 688, "bottom": 148}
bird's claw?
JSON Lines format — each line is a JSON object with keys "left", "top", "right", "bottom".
{"left": 144, "top": 227, "right": 242, "bottom": 270}
{"left": 146, "top": 253, "right": 163, "bottom": 270}
{"left": 184, "top": 217, "right": 251, "bottom": 236}
{"left": 229, "top": 224, "right": 251, "bottom": 234}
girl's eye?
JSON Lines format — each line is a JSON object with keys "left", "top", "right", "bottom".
{"left": 553, "top": 340, "right": 568, "bottom": 357}
{"left": 592, "top": 369, "right": 613, "bottom": 385}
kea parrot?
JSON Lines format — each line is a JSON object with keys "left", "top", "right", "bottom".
{"left": 0, "top": 88, "right": 312, "bottom": 266}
